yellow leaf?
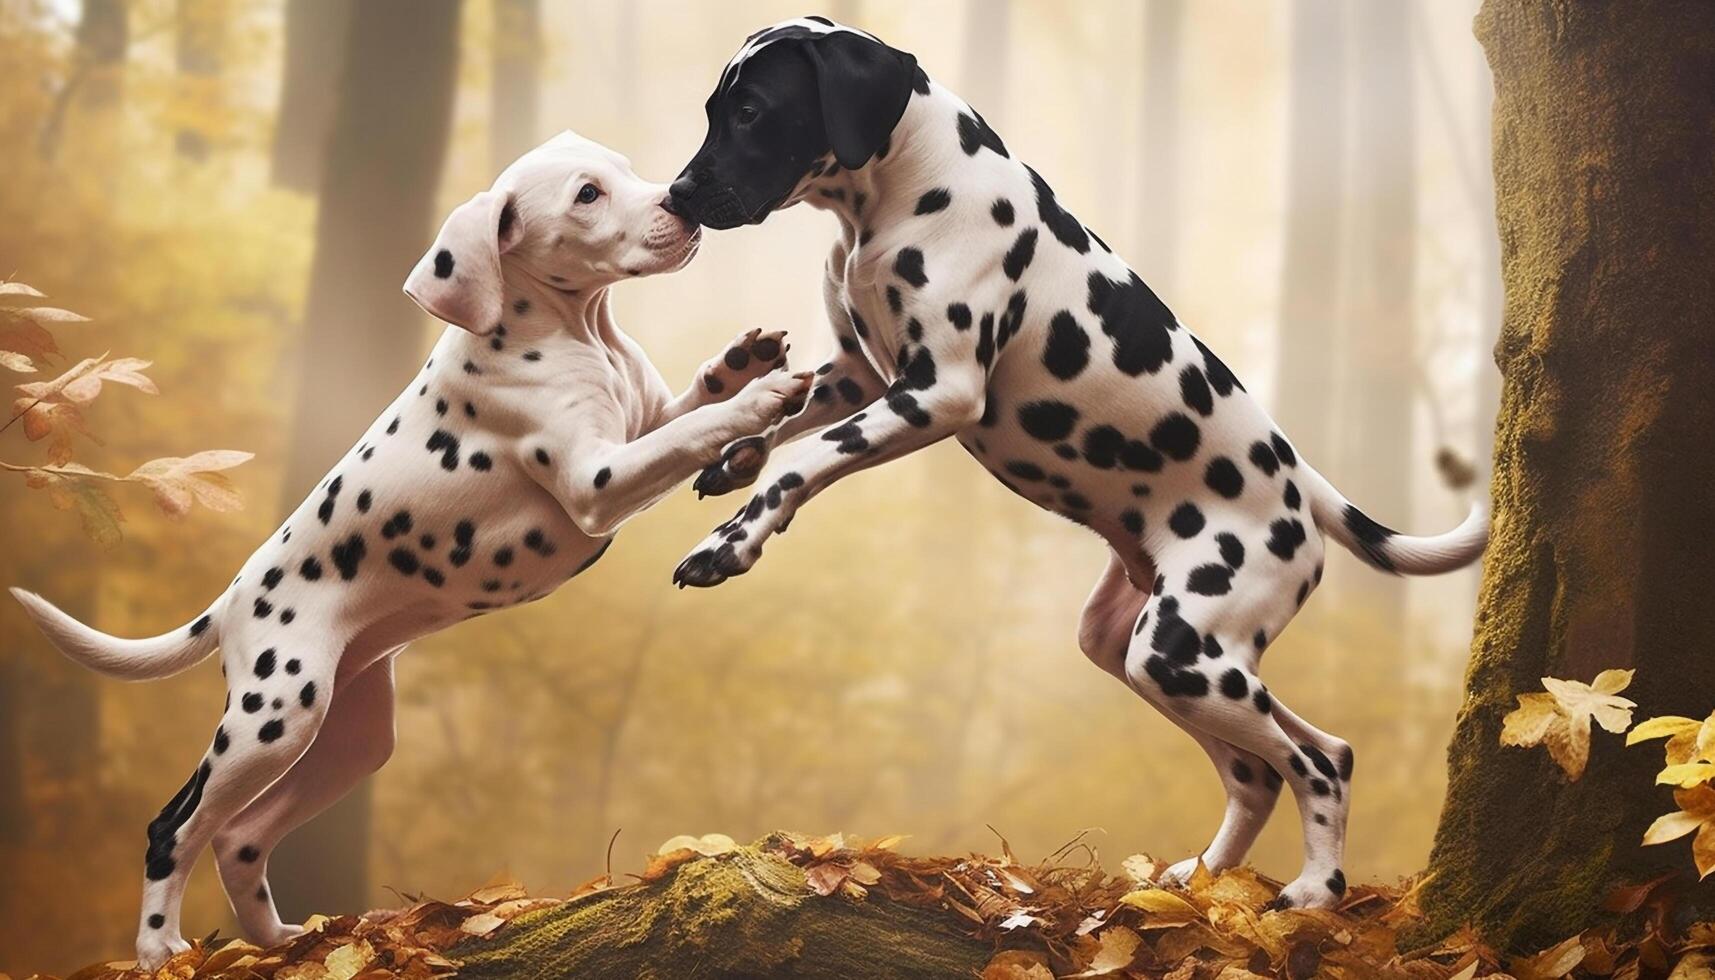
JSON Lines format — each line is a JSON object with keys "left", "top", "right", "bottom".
{"left": 323, "top": 940, "right": 375, "bottom": 980}
{"left": 656, "top": 832, "right": 736, "bottom": 857}
{"left": 1657, "top": 762, "right": 1715, "bottom": 789}
{"left": 1627, "top": 716, "right": 1700, "bottom": 746}
{"left": 1501, "top": 694, "right": 1558, "bottom": 747}
{"left": 848, "top": 861, "right": 882, "bottom": 886}
{"left": 1069, "top": 925, "right": 1142, "bottom": 976}
{"left": 1501, "top": 675, "right": 1637, "bottom": 780}
{"left": 458, "top": 912, "right": 507, "bottom": 937}
{"left": 1120, "top": 854, "right": 1158, "bottom": 886}
{"left": 982, "top": 950, "right": 1054, "bottom": 980}
{"left": 1118, "top": 888, "right": 1201, "bottom": 927}
{"left": 1643, "top": 810, "right": 1701, "bottom": 846}
{"left": 1642, "top": 785, "right": 1715, "bottom": 880}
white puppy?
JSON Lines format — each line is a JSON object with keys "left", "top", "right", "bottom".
{"left": 10, "top": 131, "right": 809, "bottom": 969}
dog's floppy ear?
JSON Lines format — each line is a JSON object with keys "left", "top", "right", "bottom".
{"left": 802, "top": 32, "right": 918, "bottom": 170}
{"left": 403, "top": 190, "right": 522, "bottom": 334}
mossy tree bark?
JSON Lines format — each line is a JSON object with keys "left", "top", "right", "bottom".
{"left": 457, "top": 845, "right": 995, "bottom": 980}
{"left": 1418, "top": 0, "right": 1715, "bottom": 952}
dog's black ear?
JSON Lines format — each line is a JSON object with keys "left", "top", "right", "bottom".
{"left": 802, "top": 32, "right": 918, "bottom": 170}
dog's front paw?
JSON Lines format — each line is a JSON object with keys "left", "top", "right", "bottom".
{"left": 673, "top": 540, "right": 750, "bottom": 588}
{"left": 695, "top": 436, "right": 769, "bottom": 498}
{"left": 700, "top": 328, "right": 789, "bottom": 398}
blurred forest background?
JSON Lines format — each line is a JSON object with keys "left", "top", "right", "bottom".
{"left": 0, "top": 0, "right": 1499, "bottom": 972}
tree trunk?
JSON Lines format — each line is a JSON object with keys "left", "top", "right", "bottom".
{"left": 455, "top": 844, "right": 992, "bottom": 979}
{"left": 268, "top": 0, "right": 462, "bottom": 920}
{"left": 270, "top": 0, "right": 355, "bottom": 192}
{"left": 1272, "top": 0, "right": 1344, "bottom": 462}
{"left": 1417, "top": 0, "right": 1715, "bottom": 952}
{"left": 1336, "top": 0, "right": 1414, "bottom": 629}
{"left": 1474, "top": 63, "right": 1502, "bottom": 466}
{"left": 489, "top": 0, "right": 539, "bottom": 175}
{"left": 1136, "top": 0, "right": 1184, "bottom": 292}
{"left": 174, "top": 0, "right": 224, "bottom": 160}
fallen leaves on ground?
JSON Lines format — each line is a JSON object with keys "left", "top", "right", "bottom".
{"left": 29, "top": 831, "right": 1715, "bottom": 979}
{"left": 1500, "top": 669, "right": 1637, "bottom": 779}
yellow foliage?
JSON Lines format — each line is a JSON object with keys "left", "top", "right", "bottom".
{"left": 1499, "top": 669, "right": 1636, "bottom": 780}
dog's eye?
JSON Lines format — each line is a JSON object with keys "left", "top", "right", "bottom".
{"left": 575, "top": 183, "right": 601, "bottom": 205}
{"left": 735, "top": 104, "right": 759, "bottom": 125}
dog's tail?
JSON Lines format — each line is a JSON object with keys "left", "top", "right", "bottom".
{"left": 9, "top": 587, "right": 223, "bottom": 681}
{"left": 1300, "top": 465, "right": 1489, "bottom": 576}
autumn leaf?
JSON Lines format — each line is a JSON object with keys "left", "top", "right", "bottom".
{"left": 1068, "top": 925, "right": 1142, "bottom": 976}
{"left": 0, "top": 349, "right": 34, "bottom": 372}
{"left": 1630, "top": 710, "right": 1715, "bottom": 788}
{"left": 125, "top": 449, "right": 253, "bottom": 518}
{"left": 16, "top": 353, "right": 156, "bottom": 405}
{"left": 1500, "top": 669, "right": 1636, "bottom": 779}
{"left": 1118, "top": 888, "right": 1203, "bottom": 928}
{"left": 4, "top": 304, "right": 90, "bottom": 325}
{"left": 0, "top": 320, "right": 59, "bottom": 363}
{"left": 21, "top": 463, "right": 126, "bottom": 548}
{"left": 1509, "top": 934, "right": 1585, "bottom": 979}
{"left": 1642, "top": 784, "right": 1715, "bottom": 879}
{"left": 0, "top": 281, "right": 47, "bottom": 298}
{"left": 657, "top": 832, "right": 737, "bottom": 857}
{"left": 982, "top": 950, "right": 1055, "bottom": 980}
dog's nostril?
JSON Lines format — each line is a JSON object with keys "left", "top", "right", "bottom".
{"left": 668, "top": 176, "right": 698, "bottom": 207}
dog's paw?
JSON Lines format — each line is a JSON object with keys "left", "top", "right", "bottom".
{"left": 733, "top": 369, "right": 813, "bottom": 431}
{"left": 1159, "top": 856, "right": 1203, "bottom": 888}
{"left": 1270, "top": 872, "right": 1344, "bottom": 911}
{"left": 700, "top": 328, "right": 789, "bottom": 398}
{"left": 137, "top": 932, "right": 191, "bottom": 972}
{"left": 695, "top": 436, "right": 769, "bottom": 498}
{"left": 673, "top": 539, "right": 750, "bottom": 588}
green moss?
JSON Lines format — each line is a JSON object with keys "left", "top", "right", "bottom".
{"left": 455, "top": 843, "right": 994, "bottom": 979}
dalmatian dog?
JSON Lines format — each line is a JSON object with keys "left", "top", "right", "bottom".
{"left": 10, "top": 130, "right": 810, "bottom": 969}
{"left": 665, "top": 18, "right": 1488, "bottom": 909}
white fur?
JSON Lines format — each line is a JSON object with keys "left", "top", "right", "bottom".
{"left": 11, "top": 131, "right": 808, "bottom": 970}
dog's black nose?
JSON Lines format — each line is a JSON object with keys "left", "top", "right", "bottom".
{"left": 667, "top": 176, "right": 698, "bottom": 214}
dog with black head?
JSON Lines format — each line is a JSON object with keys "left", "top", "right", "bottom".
{"left": 666, "top": 16, "right": 1488, "bottom": 909}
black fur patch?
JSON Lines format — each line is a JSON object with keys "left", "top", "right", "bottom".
{"left": 1342, "top": 505, "right": 1398, "bottom": 572}
{"left": 1087, "top": 270, "right": 1173, "bottom": 376}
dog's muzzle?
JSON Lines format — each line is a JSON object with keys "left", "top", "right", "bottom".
{"left": 669, "top": 175, "right": 754, "bottom": 231}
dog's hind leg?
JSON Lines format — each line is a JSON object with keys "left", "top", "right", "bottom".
{"left": 134, "top": 647, "right": 333, "bottom": 970}
{"left": 212, "top": 654, "right": 398, "bottom": 945}
{"left": 1076, "top": 550, "right": 1280, "bottom": 883}
{"left": 1118, "top": 573, "right": 1349, "bottom": 909}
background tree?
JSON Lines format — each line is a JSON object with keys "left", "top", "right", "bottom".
{"left": 270, "top": 0, "right": 353, "bottom": 192}
{"left": 1272, "top": 0, "right": 1345, "bottom": 462}
{"left": 1418, "top": 0, "right": 1715, "bottom": 951}
{"left": 490, "top": 0, "right": 540, "bottom": 175}
{"left": 1336, "top": 0, "right": 1414, "bottom": 631}
{"left": 268, "top": 0, "right": 463, "bottom": 921}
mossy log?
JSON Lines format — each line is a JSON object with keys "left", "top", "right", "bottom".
{"left": 1416, "top": 0, "right": 1715, "bottom": 953}
{"left": 454, "top": 844, "right": 995, "bottom": 979}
